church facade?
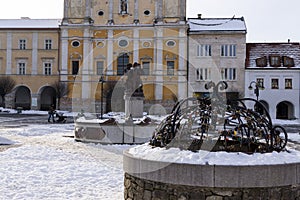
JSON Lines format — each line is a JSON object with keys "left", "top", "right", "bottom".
{"left": 60, "top": 0, "right": 188, "bottom": 113}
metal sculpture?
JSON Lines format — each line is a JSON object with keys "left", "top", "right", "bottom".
{"left": 150, "top": 81, "right": 288, "bottom": 153}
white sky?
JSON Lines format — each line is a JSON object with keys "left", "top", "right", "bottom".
{"left": 0, "top": 0, "right": 299, "bottom": 42}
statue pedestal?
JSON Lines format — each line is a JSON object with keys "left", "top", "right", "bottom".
{"left": 124, "top": 93, "right": 144, "bottom": 118}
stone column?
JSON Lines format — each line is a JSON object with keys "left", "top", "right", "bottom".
{"left": 107, "top": 30, "right": 114, "bottom": 75}
{"left": 6, "top": 32, "right": 12, "bottom": 75}
{"left": 178, "top": 28, "right": 187, "bottom": 100}
{"left": 32, "top": 32, "right": 38, "bottom": 75}
{"left": 82, "top": 28, "right": 92, "bottom": 99}
{"left": 133, "top": 29, "right": 139, "bottom": 63}
{"left": 60, "top": 29, "right": 69, "bottom": 81}
{"left": 155, "top": 28, "right": 163, "bottom": 100}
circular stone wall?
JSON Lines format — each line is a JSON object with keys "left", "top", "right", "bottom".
{"left": 123, "top": 150, "right": 300, "bottom": 200}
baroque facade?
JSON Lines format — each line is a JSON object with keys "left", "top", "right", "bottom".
{"left": 60, "top": 0, "right": 188, "bottom": 113}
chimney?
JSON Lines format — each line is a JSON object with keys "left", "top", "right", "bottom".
{"left": 197, "top": 14, "right": 202, "bottom": 19}
{"left": 288, "top": 39, "right": 290, "bottom": 43}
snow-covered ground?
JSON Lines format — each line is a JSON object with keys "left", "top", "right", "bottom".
{"left": 0, "top": 121, "right": 132, "bottom": 200}
{"left": 0, "top": 111, "right": 300, "bottom": 199}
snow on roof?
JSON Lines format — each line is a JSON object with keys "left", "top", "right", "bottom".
{"left": 0, "top": 18, "right": 61, "bottom": 29}
{"left": 246, "top": 42, "right": 300, "bottom": 68}
{"left": 188, "top": 17, "right": 247, "bottom": 32}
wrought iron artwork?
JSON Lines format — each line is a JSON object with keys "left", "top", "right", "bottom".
{"left": 150, "top": 81, "right": 288, "bottom": 153}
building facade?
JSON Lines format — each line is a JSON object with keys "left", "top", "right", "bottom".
{"left": 0, "top": 18, "right": 61, "bottom": 110}
{"left": 245, "top": 42, "right": 300, "bottom": 119}
{"left": 60, "top": 0, "right": 188, "bottom": 113}
{"left": 187, "top": 16, "right": 247, "bottom": 101}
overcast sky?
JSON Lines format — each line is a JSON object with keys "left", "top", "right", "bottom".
{"left": 0, "top": 0, "right": 299, "bottom": 42}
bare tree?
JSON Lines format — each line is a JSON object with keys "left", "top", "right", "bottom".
{"left": 51, "top": 81, "right": 69, "bottom": 110}
{"left": 0, "top": 76, "right": 16, "bottom": 108}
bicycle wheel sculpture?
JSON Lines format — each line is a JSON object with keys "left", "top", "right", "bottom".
{"left": 150, "top": 81, "right": 288, "bottom": 153}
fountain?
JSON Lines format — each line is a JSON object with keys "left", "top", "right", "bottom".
{"left": 74, "top": 62, "right": 156, "bottom": 144}
{"left": 123, "top": 81, "right": 300, "bottom": 199}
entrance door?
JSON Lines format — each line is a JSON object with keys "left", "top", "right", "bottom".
{"left": 276, "top": 101, "right": 290, "bottom": 119}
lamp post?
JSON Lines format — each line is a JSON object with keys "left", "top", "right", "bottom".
{"left": 99, "top": 76, "right": 106, "bottom": 119}
{"left": 248, "top": 81, "right": 265, "bottom": 101}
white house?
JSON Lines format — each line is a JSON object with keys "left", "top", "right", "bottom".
{"left": 245, "top": 42, "right": 300, "bottom": 120}
{"left": 187, "top": 16, "right": 247, "bottom": 101}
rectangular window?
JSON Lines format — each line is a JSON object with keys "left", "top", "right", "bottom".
{"left": 196, "top": 68, "right": 211, "bottom": 81}
{"left": 167, "top": 61, "right": 174, "bottom": 76}
{"left": 18, "top": 62, "right": 26, "bottom": 75}
{"left": 256, "top": 78, "right": 264, "bottom": 88}
{"left": 45, "top": 39, "right": 52, "bottom": 50}
{"left": 271, "top": 79, "right": 279, "bottom": 89}
{"left": 44, "top": 62, "right": 52, "bottom": 75}
{"left": 269, "top": 56, "right": 281, "bottom": 67}
{"left": 19, "top": 39, "right": 26, "bottom": 50}
{"left": 197, "top": 45, "right": 211, "bottom": 57}
{"left": 221, "top": 44, "right": 236, "bottom": 57}
{"left": 72, "top": 61, "right": 79, "bottom": 75}
{"left": 96, "top": 61, "right": 104, "bottom": 75}
{"left": 117, "top": 54, "right": 129, "bottom": 75}
{"left": 285, "top": 79, "right": 292, "bottom": 89}
{"left": 222, "top": 68, "right": 236, "bottom": 80}
{"left": 142, "top": 61, "right": 150, "bottom": 75}
{"left": 283, "top": 56, "right": 295, "bottom": 67}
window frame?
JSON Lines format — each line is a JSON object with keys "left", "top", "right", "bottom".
{"left": 44, "top": 62, "right": 52, "bottom": 75}
{"left": 45, "top": 39, "right": 52, "bottom": 50}
{"left": 283, "top": 56, "right": 295, "bottom": 67}
{"left": 19, "top": 39, "right": 26, "bottom": 50}
{"left": 18, "top": 62, "right": 26, "bottom": 75}
{"left": 117, "top": 53, "right": 129, "bottom": 76}
{"left": 222, "top": 68, "right": 236, "bottom": 81}
{"left": 72, "top": 60, "right": 79, "bottom": 75}
{"left": 166, "top": 61, "right": 175, "bottom": 76}
{"left": 255, "top": 56, "right": 268, "bottom": 67}
{"left": 221, "top": 44, "right": 236, "bottom": 57}
{"left": 285, "top": 78, "right": 293, "bottom": 89}
{"left": 256, "top": 78, "right": 264, "bottom": 88}
{"left": 197, "top": 45, "right": 211, "bottom": 57}
{"left": 142, "top": 61, "right": 150, "bottom": 75}
{"left": 271, "top": 78, "right": 279, "bottom": 89}
{"left": 269, "top": 55, "right": 281, "bottom": 67}
{"left": 196, "top": 68, "right": 211, "bottom": 81}
{"left": 96, "top": 61, "right": 104, "bottom": 75}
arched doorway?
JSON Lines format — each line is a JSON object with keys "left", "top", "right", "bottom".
{"left": 276, "top": 101, "right": 294, "bottom": 119}
{"left": 15, "top": 86, "right": 31, "bottom": 110}
{"left": 255, "top": 100, "right": 269, "bottom": 115}
{"left": 40, "top": 86, "right": 56, "bottom": 111}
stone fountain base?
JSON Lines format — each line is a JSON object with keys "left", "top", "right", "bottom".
{"left": 123, "top": 150, "right": 300, "bottom": 200}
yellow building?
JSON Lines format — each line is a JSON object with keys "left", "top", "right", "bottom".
{"left": 0, "top": 18, "right": 61, "bottom": 110}
{"left": 60, "top": 0, "right": 188, "bottom": 113}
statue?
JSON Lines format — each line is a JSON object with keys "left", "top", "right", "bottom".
{"left": 125, "top": 62, "right": 144, "bottom": 97}
{"left": 120, "top": 0, "right": 127, "bottom": 14}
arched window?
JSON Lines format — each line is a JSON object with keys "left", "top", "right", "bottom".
{"left": 117, "top": 53, "right": 129, "bottom": 75}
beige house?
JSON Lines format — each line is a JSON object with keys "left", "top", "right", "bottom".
{"left": 187, "top": 16, "right": 247, "bottom": 101}
{"left": 0, "top": 18, "right": 61, "bottom": 110}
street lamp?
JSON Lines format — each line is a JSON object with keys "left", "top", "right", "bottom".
{"left": 248, "top": 81, "right": 265, "bottom": 100}
{"left": 99, "top": 76, "right": 106, "bottom": 119}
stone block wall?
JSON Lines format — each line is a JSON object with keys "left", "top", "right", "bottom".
{"left": 124, "top": 173, "right": 300, "bottom": 200}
